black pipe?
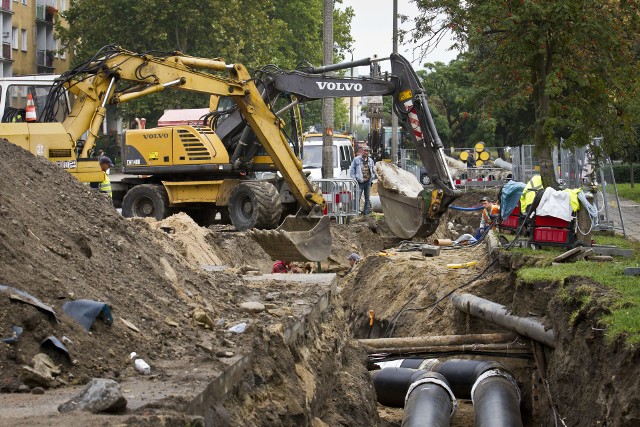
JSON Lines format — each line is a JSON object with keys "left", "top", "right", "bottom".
{"left": 372, "top": 359, "right": 523, "bottom": 426}
{"left": 402, "top": 372, "right": 455, "bottom": 427}
{"left": 430, "top": 359, "right": 504, "bottom": 399}
{"left": 371, "top": 367, "right": 428, "bottom": 408}
{"left": 472, "top": 370, "right": 523, "bottom": 427}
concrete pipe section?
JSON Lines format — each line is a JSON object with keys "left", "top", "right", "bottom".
{"left": 372, "top": 358, "right": 523, "bottom": 427}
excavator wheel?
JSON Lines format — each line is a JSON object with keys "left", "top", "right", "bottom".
{"left": 122, "top": 184, "right": 170, "bottom": 221}
{"left": 228, "top": 182, "right": 283, "bottom": 231}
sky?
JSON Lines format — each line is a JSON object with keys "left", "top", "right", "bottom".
{"left": 339, "top": 0, "right": 459, "bottom": 72}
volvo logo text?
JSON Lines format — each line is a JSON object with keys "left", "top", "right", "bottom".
{"left": 315, "top": 82, "right": 363, "bottom": 91}
{"left": 143, "top": 133, "right": 169, "bottom": 139}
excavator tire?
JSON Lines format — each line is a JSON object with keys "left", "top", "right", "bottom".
{"left": 228, "top": 181, "right": 282, "bottom": 231}
{"left": 122, "top": 184, "right": 170, "bottom": 221}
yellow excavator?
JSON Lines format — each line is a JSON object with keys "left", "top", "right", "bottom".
{"left": 0, "top": 45, "right": 459, "bottom": 260}
{"left": 0, "top": 45, "right": 330, "bottom": 261}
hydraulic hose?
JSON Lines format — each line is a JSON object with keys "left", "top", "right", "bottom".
{"left": 403, "top": 372, "right": 456, "bottom": 427}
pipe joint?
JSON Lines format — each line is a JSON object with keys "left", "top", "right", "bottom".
{"left": 471, "top": 368, "right": 521, "bottom": 404}
{"left": 405, "top": 372, "right": 458, "bottom": 417}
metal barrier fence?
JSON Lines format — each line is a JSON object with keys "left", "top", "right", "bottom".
{"left": 311, "top": 178, "right": 360, "bottom": 224}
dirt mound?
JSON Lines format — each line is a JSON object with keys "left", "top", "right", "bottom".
{"left": 0, "top": 140, "right": 249, "bottom": 391}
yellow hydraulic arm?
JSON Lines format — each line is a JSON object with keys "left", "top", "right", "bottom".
{"left": 61, "top": 47, "right": 324, "bottom": 212}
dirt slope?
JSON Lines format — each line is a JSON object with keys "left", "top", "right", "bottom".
{"left": 0, "top": 140, "right": 249, "bottom": 391}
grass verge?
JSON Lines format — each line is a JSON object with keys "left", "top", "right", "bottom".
{"left": 605, "top": 183, "right": 640, "bottom": 204}
{"left": 513, "top": 234, "right": 640, "bottom": 346}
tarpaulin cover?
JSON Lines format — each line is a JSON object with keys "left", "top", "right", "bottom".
{"left": 63, "top": 299, "right": 113, "bottom": 331}
{"left": 41, "top": 335, "right": 71, "bottom": 360}
{"left": 500, "top": 180, "right": 526, "bottom": 219}
{"left": 0, "top": 284, "right": 59, "bottom": 322}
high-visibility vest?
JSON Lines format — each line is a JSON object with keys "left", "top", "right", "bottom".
{"left": 481, "top": 204, "right": 500, "bottom": 228}
{"left": 99, "top": 174, "right": 112, "bottom": 198}
{"left": 520, "top": 175, "right": 543, "bottom": 212}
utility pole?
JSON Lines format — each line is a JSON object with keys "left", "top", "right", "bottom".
{"left": 322, "top": 0, "right": 334, "bottom": 178}
{"left": 349, "top": 50, "right": 354, "bottom": 135}
{"left": 391, "top": 0, "right": 399, "bottom": 165}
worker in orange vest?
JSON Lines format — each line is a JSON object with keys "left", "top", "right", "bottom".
{"left": 475, "top": 196, "right": 500, "bottom": 240}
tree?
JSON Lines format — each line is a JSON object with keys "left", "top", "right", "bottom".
{"left": 56, "top": 0, "right": 353, "bottom": 128}
{"left": 412, "top": 0, "right": 640, "bottom": 188}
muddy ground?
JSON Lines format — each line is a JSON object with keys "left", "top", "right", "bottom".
{"left": 1, "top": 138, "right": 639, "bottom": 426}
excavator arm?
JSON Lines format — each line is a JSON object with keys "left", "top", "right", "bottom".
{"left": 46, "top": 46, "right": 324, "bottom": 214}
{"left": 247, "top": 53, "right": 460, "bottom": 239}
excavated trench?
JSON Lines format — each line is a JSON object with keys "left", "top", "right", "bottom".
{"left": 1, "top": 138, "right": 638, "bottom": 426}
{"left": 340, "top": 236, "right": 640, "bottom": 427}
{"left": 340, "top": 244, "right": 538, "bottom": 426}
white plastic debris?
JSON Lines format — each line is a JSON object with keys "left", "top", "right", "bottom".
{"left": 227, "top": 322, "right": 248, "bottom": 334}
{"left": 134, "top": 358, "right": 151, "bottom": 375}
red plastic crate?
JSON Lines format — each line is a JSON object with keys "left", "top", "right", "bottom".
{"left": 534, "top": 215, "right": 570, "bottom": 228}
{"left": 502, "top": 215, "right": 519, "bottom": 228}
{"left": 533, "top": 227, "right": 568, "bottom": 243}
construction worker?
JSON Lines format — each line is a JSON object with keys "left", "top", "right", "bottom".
{"left": 349, "top": 145, "right": 376, "bottom": 215}
{"left": 475, "top": 196, "right": 500, "bottom": 239}
{"left": 347, "top": 253, "right": 361, "bottom": 273}
{"left": 98, "top": 156, "right": 114, "bottom": 197}
{"left": 465, "top": 149, "right": 475, "bottom": 169}
{"left": 271, "top": 260, "right": 299, "bottom": 274}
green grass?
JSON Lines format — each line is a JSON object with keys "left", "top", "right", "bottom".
{"left": 606, "top": 183, "right": 640, "bottom": 204}
{"left": 513, "top": 234, "right": 640, "bottom": 346}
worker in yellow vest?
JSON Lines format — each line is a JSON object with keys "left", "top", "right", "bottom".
{"left": 98, "top": 156, "right": 114, "bottom": 197}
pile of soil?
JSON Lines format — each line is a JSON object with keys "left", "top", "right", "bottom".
{"left": 0, "top": 139, "right": 253, "bottom": 392}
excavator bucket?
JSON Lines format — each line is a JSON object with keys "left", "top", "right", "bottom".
{"left": 248, "top": 215, "right": 331, "bottom": 262}
{"left": 377, "top": 186, "right": 439, "bottom": 240}
{"left": 375, "top": 162, "right": 454, "bottom": 240}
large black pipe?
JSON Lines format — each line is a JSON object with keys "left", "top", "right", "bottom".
{"left": 371, "top": 367, "right": 428, "bottom": 408}
{"left": 402, "top": 372, "right": 456, "bottom": 427}
{"left": 430, "top": 359, "right": 504, "bottom": 400}
{"left": 372, "top": 359, "right": 523, "bottom": 426}
{"left": 374, "top": 358, "right": 503, "bottom": 399}
{"left": 472, "top": 370, "right": 523, "bottom": 427}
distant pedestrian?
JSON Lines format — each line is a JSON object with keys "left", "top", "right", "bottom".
{"left": 347, "top": 253, "right": 361, "bottom": 273}
{"left": 466, "top": 150, "right": 475, "bottom": 169}
{"left": 349, "top": 146, "right": 376, "bottom": 215}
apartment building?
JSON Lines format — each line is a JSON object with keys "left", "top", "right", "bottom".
{"left": 1, "top": 0, "right": 70, "bottom": 77}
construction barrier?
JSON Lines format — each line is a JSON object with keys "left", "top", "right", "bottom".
{"left": 311, "top": 178, "right": 360, "bottom": 224}
{"left": 454, "top": 167, "right": 503, "bottom": 187}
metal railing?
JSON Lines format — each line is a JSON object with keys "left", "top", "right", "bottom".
{"left": 311, "top": 178, "right": 360, "bottom": 224}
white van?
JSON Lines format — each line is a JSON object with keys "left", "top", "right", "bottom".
{"left": 302, "top": 133, "right": 355, "bottom": 180}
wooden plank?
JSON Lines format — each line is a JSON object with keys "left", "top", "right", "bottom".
{"left": 359, "top": 332, "right": 517, "bottom": 349}
{"left": 591, "top": 245, "right": 634, "bottom": 258}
